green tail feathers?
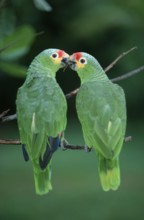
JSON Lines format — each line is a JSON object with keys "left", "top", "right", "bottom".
{"left": 98, "top": 156, "right": 120, "bottom": 191}
{"left": 33, "top": 163, "right": 52, "bottom": 195}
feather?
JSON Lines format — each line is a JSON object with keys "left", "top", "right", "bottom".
{"left": 16, "top": 49, "right": 67, "bottom": 195}
{"left": 72, "top": 52, "right": 126, "bottom": 191}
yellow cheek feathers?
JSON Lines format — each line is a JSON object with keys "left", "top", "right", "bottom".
{"left": 76, "top": 61, "right": 86, "bottom": 69}
{"left": 51, "top": 57, "right": 62, "bottom": 64}
{"left": 51, "top": 53, "right": 69, "bottom": 64}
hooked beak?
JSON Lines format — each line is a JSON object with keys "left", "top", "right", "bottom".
{"left": 61, "top": 57, "right": 76, "bottom": 70}
{"left": 67, "top": 59, "right": 76, "bottom": 70}
{"left": 61, "top": 57, "right": 69, "bottom": 66}
{"left": 61, "top": 52, "right": 69, "bottom": 68}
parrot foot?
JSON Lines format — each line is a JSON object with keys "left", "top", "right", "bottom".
{"left": 84, "top": 145, "right": 92, "bottom": 153}
{"left": 61, "top": 138, "right": 69, "bottom": 151}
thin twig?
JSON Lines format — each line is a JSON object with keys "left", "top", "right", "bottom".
{"left": 64, "top": 136, "right": 132, "bottom": 151}
{"left": 1, "top": 49, "right": 143, "bottom": 121}
{"left": 0, "top": 109, "right": 10, "bottom": 119}
{"left": 65, "top": 47, "right": 138, "bottom": 99}
{"left": 0, "top": 139, "right": 21, "bottom": 145}
{"left": 0, "top": 136, "right": 132, "bottom": 150}
{"left": 0, "top": 48, "right": 135, "bottom": 151}
{"left": 1, "top": 65, "right": 144, "bottom": 122}
{"left": 104, "top": 47, "right": 137, "bottom": 72}
{"left": 65, "top": 65, "right": 144, "bottom": 99}
{"left": 63, "top": 144, "right": 92, "bottom": 151}
{"left": 1, "top": 114, "right": 17, "bottom": 122}
{"left": 65, "top": 88, "right": 79, "bottom": 99}
{"left": 111, "top": 65, "right": 144, "bottom": 83}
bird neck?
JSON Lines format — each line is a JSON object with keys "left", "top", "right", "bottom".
{"left": 28, "top": 56, "right": 56, "bottom": 79}
{"left": 78, "top": 66, "right": 109, "bottom": 84}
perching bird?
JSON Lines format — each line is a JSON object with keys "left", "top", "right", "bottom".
{"left": 16, "top": 48, "right": 69, "bottom": 195}
{"left": 68, "top": 52, "right": 127, "bottom": 191}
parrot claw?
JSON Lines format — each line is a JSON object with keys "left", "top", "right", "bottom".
{"left": 84, "top": 145, "right": 92, "bottom": 153}
{"left": 60, "top": 138, "right": 69, "bottom": 151}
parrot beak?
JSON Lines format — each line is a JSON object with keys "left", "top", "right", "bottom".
{"left": 61, "top": 52, "right": 70, "bottom": 69}
{"left": 67, "top": 59, "right": 76, "bottom": 70}
{"left": 61, "top": 57, "right": 69, "bottom": 65}
{"left": 61, "top": 54, "right": 76, "bottom": 70}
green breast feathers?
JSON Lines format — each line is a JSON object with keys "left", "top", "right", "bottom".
{"left": 76, "top": 80, "right": 126, "bottom": 159}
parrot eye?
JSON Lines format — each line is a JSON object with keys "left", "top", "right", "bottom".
{"left": 79, "top": 57, "right": 87, "bottom": 64}
{"left": 51, "top": 53, "right": 59, "bottom": 59}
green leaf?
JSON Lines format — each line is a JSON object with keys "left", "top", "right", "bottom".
{"left": 0, "top": 25, "right": 35, "bottom": 61}
{"left": 0, "top": 61, "right": 27, "bottom": 78}
{"left": 33, "top": 0, "right": 52, "bottom": 12}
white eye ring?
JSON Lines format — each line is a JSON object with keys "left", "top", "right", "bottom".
{"left": 79, "top": 57, "right": 87, "bottom": 64}
{"left": 51, "top": 52, "right": 59, "bottom": 59}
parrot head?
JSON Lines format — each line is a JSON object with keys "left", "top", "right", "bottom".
{"left": 68, "top": 52, "right": 98, "bottom": 71}
{"left": 68, "top": 52, "right": 105, "bottom": 83}
{"left": 37, "top": 48, "right": 69, "bottom": 74}
{"left": 48, "top": 49, "right": 69, "bottom": 67}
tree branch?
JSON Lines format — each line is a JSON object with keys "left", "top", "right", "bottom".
{"left": 63, "top": 144, "right": 92, "bottom": 151}
{"left": 0, "top": 48, "right": 136, "bottom": 152}
{"left": 0, "top": 109, "right": 10, "bottom": 119}
{"left": 0, "top": 139, "right": 20, "bottom": 145}
{"left": 104, "top": 46, "right": 137, "bottom": 72}
{"left": 0, "top": 136, "right": 132, "bottom": 151}
{"left": 1, "top": 63, "right": 144, "bottom": 122}
{"left": 1, "top": 113, "right": 17, "bottom": 122}
{"left": 65, "top": 88, "right": 79, "bottom": 99}
{"left": 65, "top": 47, "right": 142, "bottom": 99}
{"left": 0, "top": 109, "right": 17, "bottom": 122}
{"left": 111, "top": 65, "right": 144, "bottom": 83}
{"left": 65, "top": 64, "right": 144, "bottom": 100}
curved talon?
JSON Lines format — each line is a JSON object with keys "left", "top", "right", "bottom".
{"left": 61, "top": 139, "right": 69, "bottom": 151}
{"left": 124, "top": 136, "right": 132, "bottom": 143}
{"left": 87, "top": 147, "right": 92, "bottom": 152}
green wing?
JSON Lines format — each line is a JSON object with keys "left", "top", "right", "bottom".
{"left": 76, "top": 80, "right": 126, "bottom": 159}
{"left": 16, "top": 75, "right": 67, "bottom": 159}
{"left": 16, "top": 74, "right": 67, "bottom": 195}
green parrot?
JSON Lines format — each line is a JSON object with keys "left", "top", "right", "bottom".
{"left": 16, "top": 48, "right": 69, "bottom": 195}
{"left": 68, "top": 52, "right": 126, "bottom": 191}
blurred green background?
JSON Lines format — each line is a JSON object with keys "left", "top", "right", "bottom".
{"left": 0, "top": 0, "right": 144, "bottom": 219}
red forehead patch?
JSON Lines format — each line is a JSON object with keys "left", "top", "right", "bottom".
{"left": 57, "top": 50, "right": 64, "bottom": 58}
{"left": 73, "top": 52, "right": 82, "bottom": 61}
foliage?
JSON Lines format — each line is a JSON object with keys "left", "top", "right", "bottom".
{"left": 0, "top": 6, "right": 36, "bottom": 77}
{"left": 33, "top": 0, "right": 52, "bottom": 12}
{"left": 0, "top": 1, "right": 144, "bottom": 219}
{"left": 0, "top": 0, "right": 52, "bottom": 77}
{"left": 0, "top": 0, "right": 144, "bottom": 111}
{"left": 0, "top": 25, "right": 36, "bottom": 77}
